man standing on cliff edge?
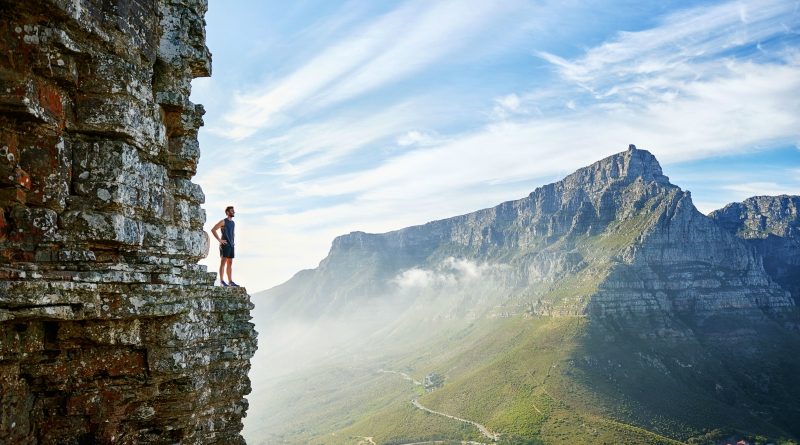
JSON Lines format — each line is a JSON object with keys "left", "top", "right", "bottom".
{"left": 211, "top": 206, "right": 238, "bottom": 287}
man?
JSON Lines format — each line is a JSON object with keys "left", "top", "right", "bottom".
{"left": 211, "top": 206, "right": 238, "bottom": 287}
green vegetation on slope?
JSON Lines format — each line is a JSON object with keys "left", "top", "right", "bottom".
{"left": 326, "top": 313, "right": 798, "bottom": 444}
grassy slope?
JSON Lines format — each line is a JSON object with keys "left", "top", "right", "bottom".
{"left": 316, "top": 317, "right": 685, "bottom": 445}
{"left": 412, "top": 316, "right": 686, "bottom": 445}
{"left": 314, "top": 314, "right": 800, "bottom": 445}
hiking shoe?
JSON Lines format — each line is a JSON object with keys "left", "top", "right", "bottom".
{"left": 229, "top": 281, "right": 240, "bottom": 287}
{"left": 220, "top": 280, "right": 229, "bottom": 287}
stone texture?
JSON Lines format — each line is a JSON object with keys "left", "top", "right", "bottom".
{"left": 710, "top": 195, "right": 800, "bottom": 305}
{"left": 0, "top": 0, "right": 257, "bottom": 444}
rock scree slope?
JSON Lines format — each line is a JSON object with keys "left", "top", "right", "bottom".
{"left": 0, "top": 1, "right": 257, "bottom": 444}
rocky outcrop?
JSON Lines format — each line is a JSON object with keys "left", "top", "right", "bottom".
{"left": 264, "top": 146, "right": 794, "bottom": 330}
{"left": 0, "top": 1, "right": 256, "bottom": 444}
{"left": 710, "top": 195, "right": 800, "bottom": 305}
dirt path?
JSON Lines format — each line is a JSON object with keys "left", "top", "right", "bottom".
{"left": 411, "top": 398, "right": 500, "bottom": 442}
{"left": 381, "top": 369, "right": 499, "bottom": 442}
{"left": 394, "top": 441, "right": 491, "bottom": 445}
{"left": 379, "top": 369, "right": 421, "bottom": 385}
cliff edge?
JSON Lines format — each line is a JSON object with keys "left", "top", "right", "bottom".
{"left": 0, "top": 1, "right": 257, "bottom": 443}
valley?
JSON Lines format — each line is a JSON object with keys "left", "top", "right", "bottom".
{"left": 246, "top": 147, "right": 800, "bottom": 445}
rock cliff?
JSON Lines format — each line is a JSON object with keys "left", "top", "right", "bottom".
{"left": 0, "top": 1, "right": 257, "bottom": 444}
{"left": 710, "top": 195, "right": 800, "bottom": 305}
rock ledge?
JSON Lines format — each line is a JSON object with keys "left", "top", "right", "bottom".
{"left": 0, "top": 1, "right": 257, "bottom": 444}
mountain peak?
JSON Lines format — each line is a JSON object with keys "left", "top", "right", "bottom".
{"left": 621, "top": 144, "right": 667, "bottom": 182}
{"left": 560, "top": 145, "right": 670, "bottom": 192}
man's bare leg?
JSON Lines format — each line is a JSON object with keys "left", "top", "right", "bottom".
{"left": 226, "top": 259, "right": 233, "bottom": 283}
{"left": 219, "top": 258, "right": 226, "bottom": 284}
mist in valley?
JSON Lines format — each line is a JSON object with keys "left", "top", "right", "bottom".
{"left": 241, "top": 258, "right": 518, "bottom": 443}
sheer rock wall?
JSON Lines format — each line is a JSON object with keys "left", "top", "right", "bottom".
{"left": 0, "top": 0, "right": 257, "bottom": 443}
{"left": 710, "top": 195, "right": 800, "bottom": 305}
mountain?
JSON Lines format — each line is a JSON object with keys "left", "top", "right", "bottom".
{"left": 252, "top": 146, "right": 800, "bottom": 445}
{"left": 710, "top": 195, "right": 800, "bottom": 306}
{"left": 263, "top": 146, "right": 793, "bottom": 323}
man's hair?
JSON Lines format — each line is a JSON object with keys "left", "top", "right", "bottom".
{"left": 225, "top": 206, "right": 234, "bottom": 214}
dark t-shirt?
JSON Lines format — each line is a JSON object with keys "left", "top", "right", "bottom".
{"left": 222, "top": 218, "right": 235, "bottom": 247}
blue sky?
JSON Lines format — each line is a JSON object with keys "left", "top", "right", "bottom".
{"left": 191, "top": 0, "right": 800, "bottom": 292}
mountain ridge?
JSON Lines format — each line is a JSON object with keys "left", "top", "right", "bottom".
{"left": 710, "top": 195, "right": 800, "bottom": 306}
{"left": 263, "top": 145, "right": 794, "bottom": 325}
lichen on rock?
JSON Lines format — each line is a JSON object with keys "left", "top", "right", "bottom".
{"left": 0, "top": 1, "right": 257, "bottom": 443}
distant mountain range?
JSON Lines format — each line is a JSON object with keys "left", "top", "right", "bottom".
{"left": 254, "top": 146, "right": 800, "bottom": 444}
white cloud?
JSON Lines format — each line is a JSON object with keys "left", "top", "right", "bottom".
{"left": 215, "top": 0, "right": 525, "bottom": 140}
{"left": 216, "top": 13, "right": 398, "bottom": 139}
{"left": 287, "top": 59, "right": 800, "bottom": 201}
{"left": 393, "top": 257, "right": 508, "bottom": 289}
{"left": 537, "top": 0, "right": 795, "bottom": 90}
{"left": 497, "top": 94, "right": 521, "bottom": 112}
{"left": 722, "top": 181, "right": 800, "bottom": 198}
{"left": 394, "top": 268, "right": 447, "bottom": 289}
{"left": 491, "top": 93, "right": 530, "bottom": 120}
{"left": 259, "top": 101, "right": 433, "bottom": 176}
{"left": 397, "top": 130, "right": 437, "bottom": 147}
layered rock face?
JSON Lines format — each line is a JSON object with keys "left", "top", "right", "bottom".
{"left": 710, "top": 195, "right": 800, "bottom": 305}
{"left": 0, "top": 1, "right": 257, "bottom": 444}
{"left": 265, "top": 146, "right": 794, "bottom": 328}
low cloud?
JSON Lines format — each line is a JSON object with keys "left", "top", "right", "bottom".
{"left": 393, "top": 257, "right": 508, "bottom": 290}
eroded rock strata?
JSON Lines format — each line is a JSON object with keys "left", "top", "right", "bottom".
{"left": 0, "top": 1, "right": 257, "bottom": 443}
{"left": 710, "top": 195, "right": 800, "bottom": 306}
{"left": 266, "top": 146, "right": 794, "bottom": 328}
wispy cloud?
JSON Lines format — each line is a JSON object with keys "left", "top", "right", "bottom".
{"left": 259, "top": 100, "right": 434, "bottom": 176}
{"left": 397, "top": 130, "right": 439, "bottom": 148}
{"left": 285, "top": 0, "right": 800, "bottom": 197}
{"left": 311, "top": 1, "right": 522, "bottom": 109}
{"left": 535, "top": 0, "right": 797, "bottom": 97}
{"left": 287, "top": 60, "right": 800, "bottom": 199}
{"left": 723, "top": 181, "right": 800, "bottom": 198}
{"left": 215, "top": 0, "right": 525, "bottom": 140}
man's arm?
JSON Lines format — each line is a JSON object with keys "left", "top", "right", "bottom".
{"left": 211, "top": 219, "right": 227, "bottom": 245}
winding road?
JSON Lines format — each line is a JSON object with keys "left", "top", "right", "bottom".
{"left": 394, "top": 441, "right": 491, "bottom": 445}
{"left": 380, "top": 369, "right": 500, "bottom": 443}
{"left": 411, "top": 398, "right": 500, "bottom": 442}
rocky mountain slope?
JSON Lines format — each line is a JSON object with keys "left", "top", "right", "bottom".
{"left": 710, "top": 195, "right": 800, "bottom": 306}
{"left": 0, "top": 1, "right": 256, "bottom": 444}
{"left": 264, "top": 146, "right": 794, "bottom": 325}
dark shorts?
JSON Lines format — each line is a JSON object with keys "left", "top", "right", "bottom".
{"left": 220, "top": 243, "right": 235, "bottom": 259}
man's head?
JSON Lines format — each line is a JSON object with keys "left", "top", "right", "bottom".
{"left": 225, "top": 206, "right": 235, "bottom": 218}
